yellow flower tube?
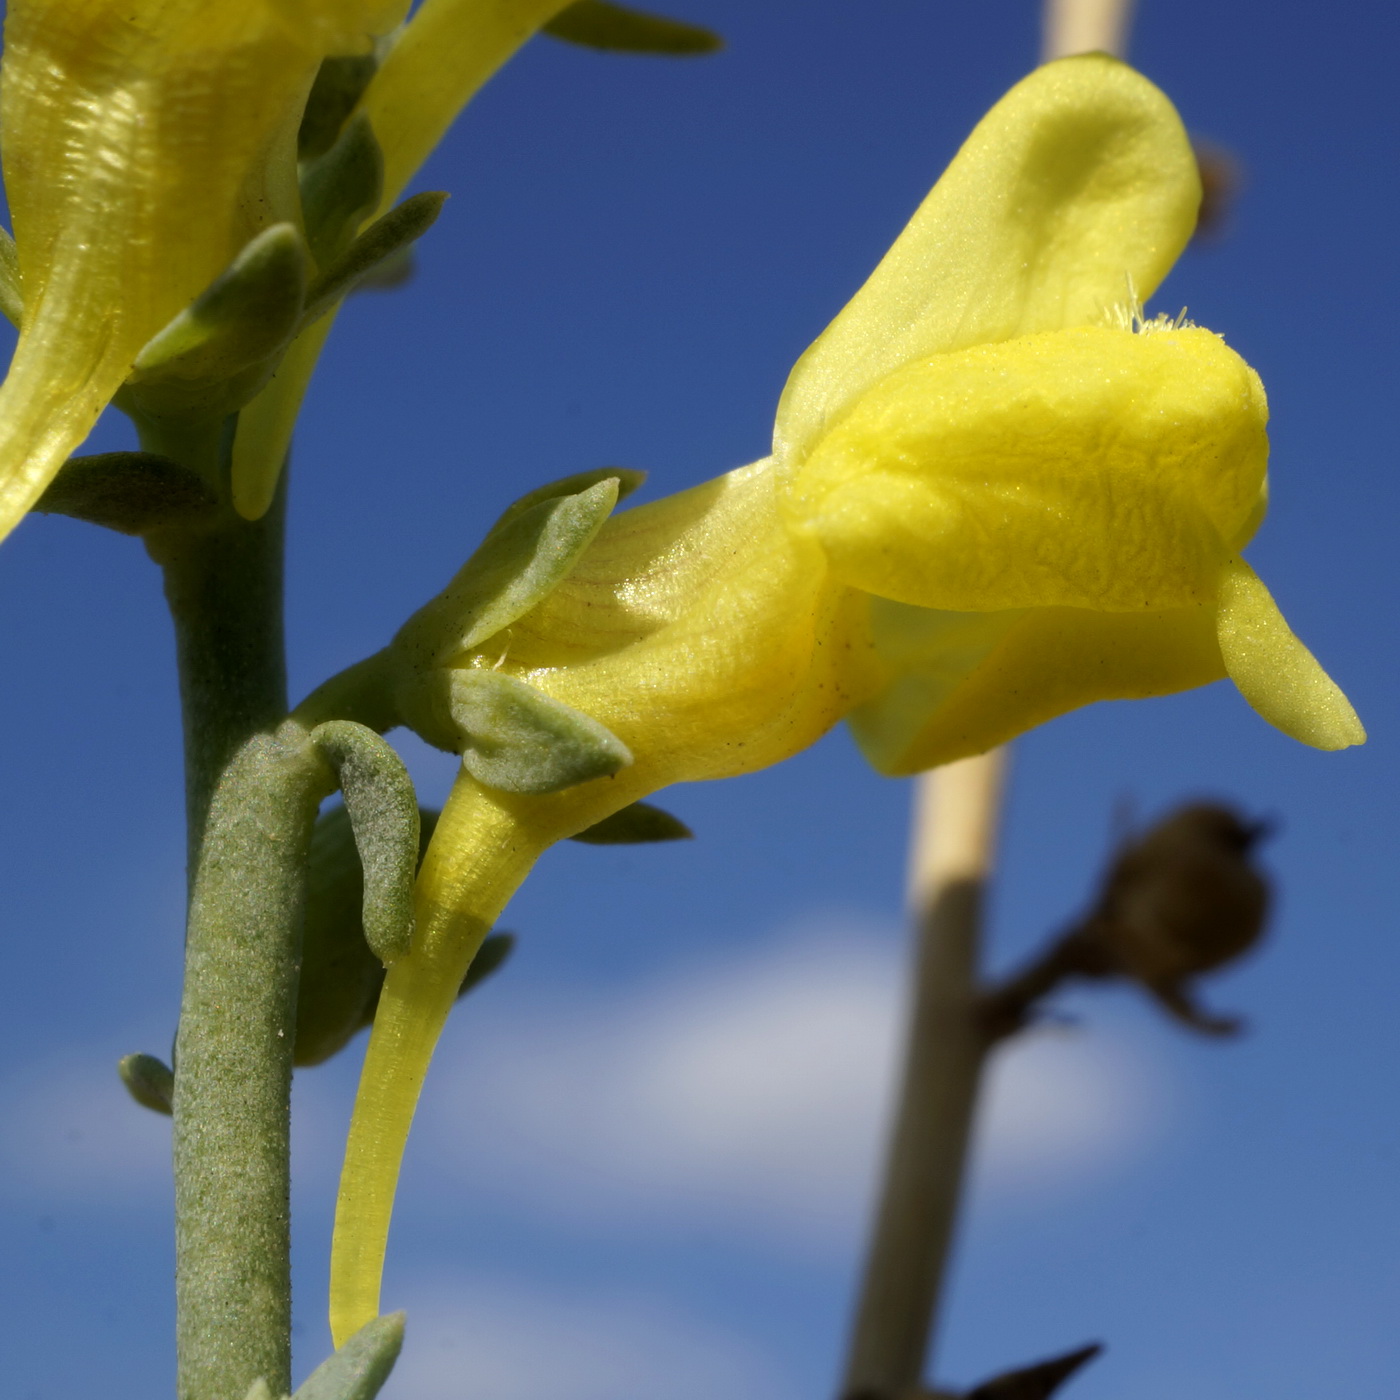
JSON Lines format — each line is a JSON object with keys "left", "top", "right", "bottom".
{"left": 0, "top": 0, "right": 406, "bottom": 542}
{"left": 328, "top": 54, "right": 1363, "bottom": 1340}
{"left": 328, "top": 459, "right": 881, "bottom": 1342}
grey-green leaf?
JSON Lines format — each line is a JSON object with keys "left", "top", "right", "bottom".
{"left": 543, "top": 1, "right": 723, "bottom": 55}
{"left": 302, "top": 191, "right": 446, "bottom": 326}
{"left": 311, "top": 722, "right": 419, "bottom": 965}
{"left": 242, "top": 1380, "right": 279, "bottom": 1400}
{"left": 0, "top": 226, "right": 21, "bottom": 329}
{"left": 301, "top": 114, "right": 385, "bottom": 266}
{"left": 451, "top": 670, "right": 632, "bottom": 794}
{"left": 570, "top": 800, "right": 693, "bottom": 844}
{"left": 293, "top": 1312, "right": 404, "bottom": 1400}
{"left": 130, "top": 223, "right": 309, "bottom": 385}
{"left": 35, "top": 452, "right": 218, "bottom": 535}
{"left": 118, "top": 1053, "right": 175, "bottom": 1116}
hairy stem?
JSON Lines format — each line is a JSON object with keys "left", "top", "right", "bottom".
{"left": 174, "top": 721, "right": 334, "bottom": 1400}
{"left": 139, "top": 413, "right": 301, "bottom": 1400}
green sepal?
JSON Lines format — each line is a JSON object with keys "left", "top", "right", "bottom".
{"left": 125, "top": 224, "right": 309, "bottom": 414}
{"left": 0, "top": 226, "right": 21, "bottom": 329}
{"left": 488, "top": 465, "right": 646, "bottom": 535}
{"left": 35, "top": 452, "right": 218, "bottom": 536}
{"left": 292, "top": 1312, "right": 404, "bottom": 1400}
{"left": 296, "top": 806, "right": 385, "bottom": 1068}
{"left": 570, "top": 800, "right": 693, "bottom": 844}
{"left": 118, "top": 1052, "right": 175, "bottom": 1116}
{"left": 296, "top": 806, "right": 440, "bottom": 1068}
{"left": 302, "top": 191, "right": 447, "bottom": 326}
{"left": 450, "top": 670, "right": 632, "bottom": 794}
{"left": 299, "top": 54, "right": 380, "bottom": 161}
{"left": 460, "top": 930, "right": 516, "bottom": 997}
{"left": 426, "top": 476, "right": 624, "bottom": 663}
{"left": 543, "top": 1, "right": 723, "bottom": 54}
{"left": 301, "top": 114, "right": 386, "bottom": 267}
{"left": 296, "top": 802, "right": 513, "bottom": 1066}
{"left": 350, "top": 244, "right": 416, "bottom": 295}
{"left": 310, "top": 722, "right": 419, "bottom": 965}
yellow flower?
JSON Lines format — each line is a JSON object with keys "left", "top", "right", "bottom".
{"left": 770, "top": 53, "right": 1361, "bottom": 771}
{"left": 325, "top": 53, "right": 1362, "bottom": 1343}
{"left": 0, "top": 0, "right": 410, "bottom": 541}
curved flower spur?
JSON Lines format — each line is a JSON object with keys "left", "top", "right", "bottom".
{"left": 307, "top": 54, "right": 1362, "bottom": 1343}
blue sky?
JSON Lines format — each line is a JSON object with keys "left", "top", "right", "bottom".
{"left": 1, "top": 2, "right": 1398, "bottom": 1398}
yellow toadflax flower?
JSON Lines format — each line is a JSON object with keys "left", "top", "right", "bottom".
{"left": 323, "top": 53, "right": 1362, "bottom": 1342}
{"left": 0, "top": 0, "right": 411, "bottom": 541}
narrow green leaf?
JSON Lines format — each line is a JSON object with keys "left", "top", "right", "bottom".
{"left": 451, "top": 670, "right": 632, "bottom": 794}
{"left": 0, "top": 226, "right": 21, "bottom": 329}
{"left": 570, "top": 800, "right": 693, "bottom": 844}
{"left": 311, "top": 722, "right": 420, "bottom": 965}
{"left": 458, "top": 930, "right": 516, "bottom": 998}
{"left": 118, "top": 1053, "right": 175, "bottom": 1116}
{"left": 35, "top": 452, "right": 218, "bottom": 536}
{"left": 543, "top": 1, "right": 723, "bottom": 55}
{"left": 299, "top": 54, "right": 379, "bottom": 161}
{"left": 302, "top": 191, "right": 447, "bottom": 326}
{"left": 293, "top": 1312, "right": 404, "bottom": 1400}
{"left": 300, "top": 114, "right": 385, "bottom": 266}
{"left": 129, "top": 224, "right": 309, "bottom": 385}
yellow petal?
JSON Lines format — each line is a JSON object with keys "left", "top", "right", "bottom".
{"left": 1216, "top": 556, "right": 1364, "bottom": 750}
{"left": 784, "top": 324, "right": 1267, "bottom": 613}
{"left": 775, "top": 54, "right": 1200, "bottom": 465}
{"left": 267, "top": 0, "right": 410, "bottom": 52}
{"left": 458, "top": 458, "right": 883, "bottom": 789}
{"left": 851, "top": 597, "right": 1227, "bottom": 775}
{"left": 0, "top": 0, "right": 328, "bottom": 539}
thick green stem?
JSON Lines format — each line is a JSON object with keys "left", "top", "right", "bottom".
{"left": 142, "top": 416, "right": 289, "bottom": 871}
{"left": 138, "top": 413, "right": 301, "bottom": 1400}
{"left": 174, "top": 721, "right": 334, "bottom": 1400}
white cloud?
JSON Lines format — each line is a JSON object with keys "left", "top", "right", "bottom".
{"left": 416, "top": 925, "right": 1175, "bottom": 1252}
{"left": 0, "top": 924, "right": 1173, "bottom": 1239}
{"left": 381, "top": 1280, "right": 794, "bottom": 1400}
